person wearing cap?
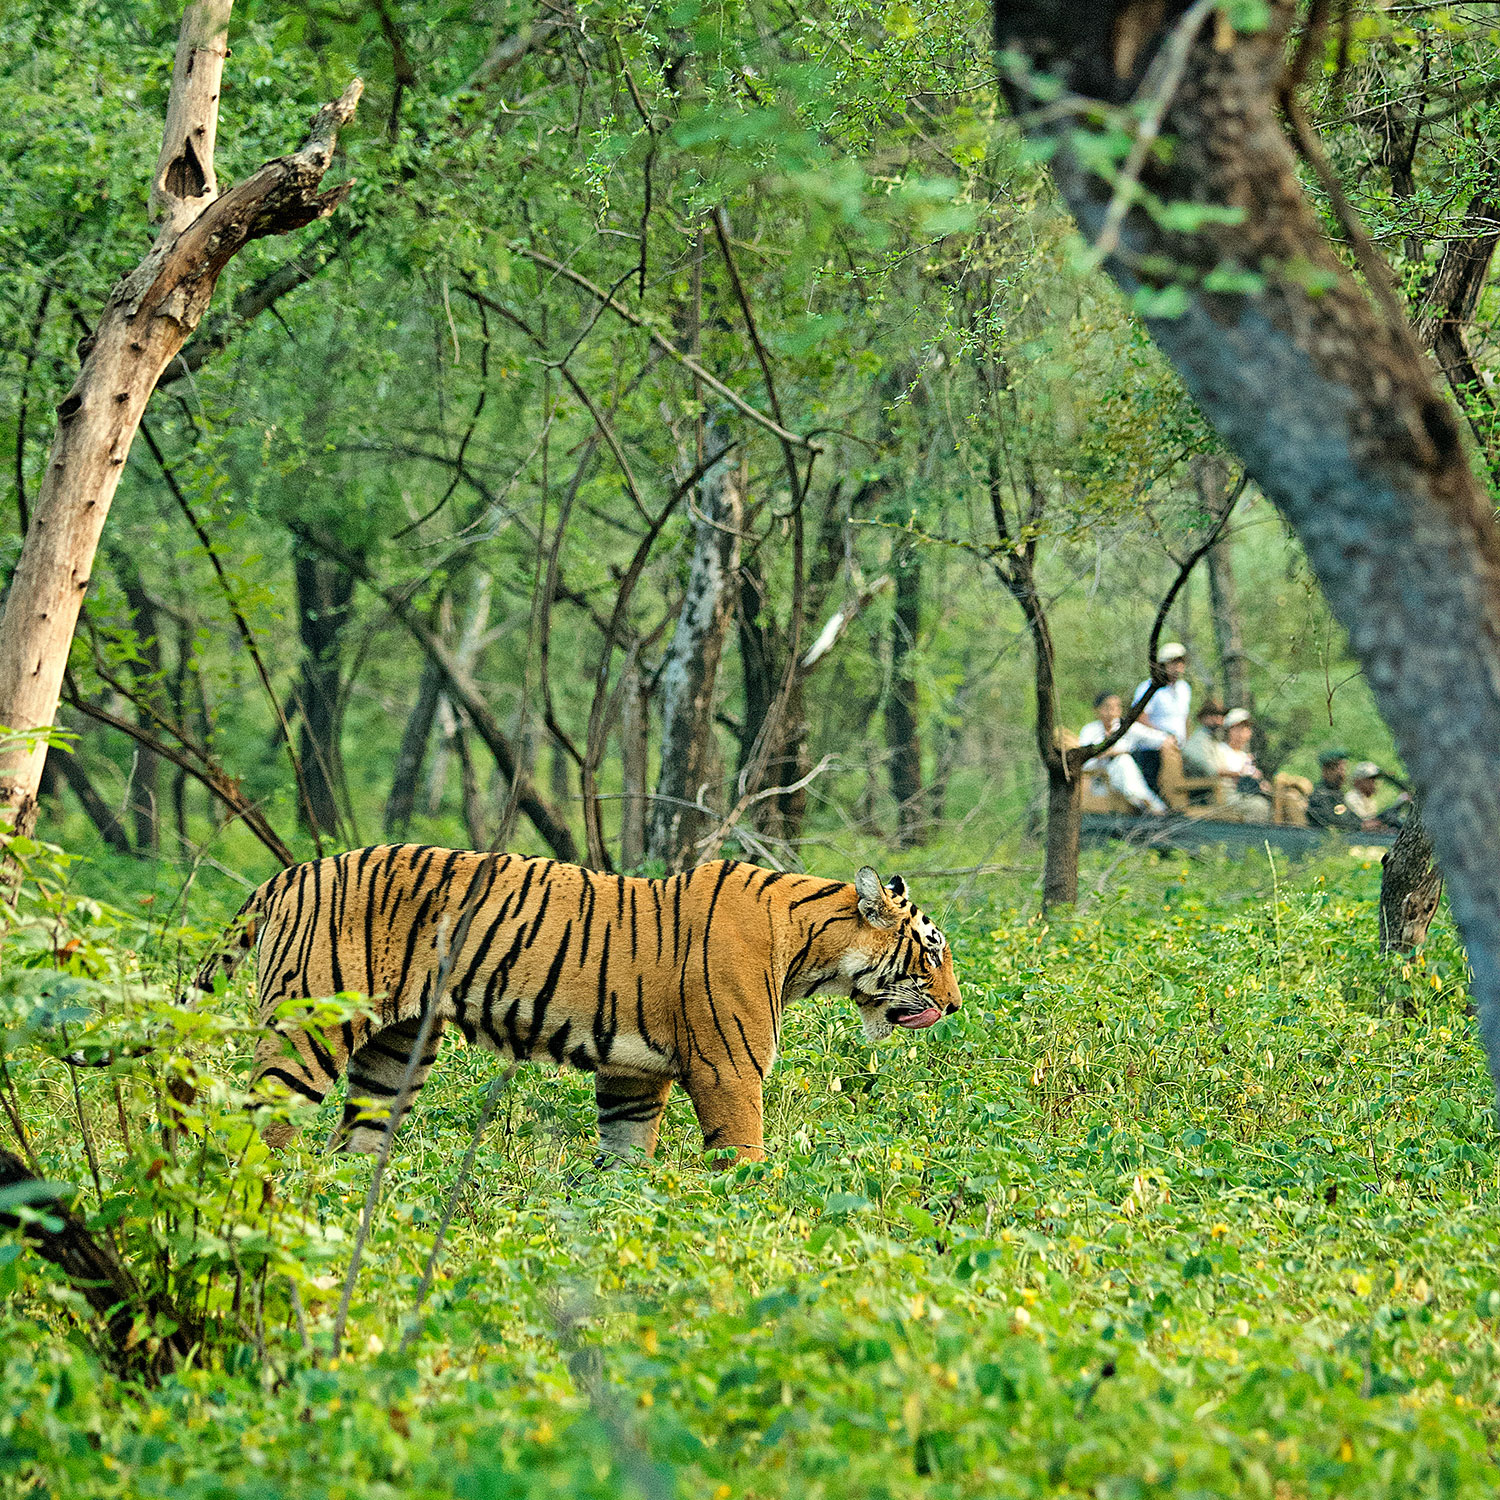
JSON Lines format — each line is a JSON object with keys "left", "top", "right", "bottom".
{"left": 1307, "top": 749, "right": 1366, "bottom": 832}
{"left": 1183, "top": 701, "right": 1226, "bottom": 780}
{"left": 1079, "top": 691, "right": 1169, "bottom": 815}
{"left": 1346, "top": 762, "right": 1411, "bottom": 829}
{"left": 1131, "top": 643, "right": 1191, "bottom": 792}
{"left": 1215, "top": 708, "right": 1272, "bottom": 823}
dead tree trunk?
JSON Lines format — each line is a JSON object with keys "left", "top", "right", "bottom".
{"left": 293, "top": 551, "right": 355, "bottom": 839}
{"left": 885, "top": 551, "right": 925, "bottom": 847}
{"left": 646, "top": 423, "right": 742, "bottom": 871}
{"left": 0, "top": 4, "right": 361, "bottom": 848}
{"left": 994, "top": 0, "right": 1500, "bottom": 1102}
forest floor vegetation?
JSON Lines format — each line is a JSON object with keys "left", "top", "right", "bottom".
{"left": 3, "top": 841, "right": 1498, "bottom": 1497}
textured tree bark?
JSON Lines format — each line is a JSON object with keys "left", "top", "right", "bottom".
{"left": 1375, "top": 170, "right": 1500, "bottom": 952}
{"left": 0, "top": 0, "right": 361, "bottom": 849}
{"left": 1042, "top": 761, "right": 1083, "bottom": 910}
{"left": 292, "top": 552, "right": 355, "bottom": 838}
{"left": 1379, "top": 808, "right": 1443, "bottom": 958}
{"left": 885, "top": 553, "right": 925, "bottom": 847}
{"left": 994, "top": 0, "right": 1500, "bottom": 1099}
{"left": 384, "top": 654, "right": 443, "bottom": 838}
{"left": 647, "top": 423, "right": 742, "bottom": 870}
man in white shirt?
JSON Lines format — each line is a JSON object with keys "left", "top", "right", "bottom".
{"left": 1132, "top": 642, "right": 1192, "bottom": 742}
{"left": 1079, "top": 692, "right": 1168, "bottom": 815}
{"left": 1130, "top": 642, "right": 1191, "bottom": 793}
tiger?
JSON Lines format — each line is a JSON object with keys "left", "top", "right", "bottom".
{"left": 196, "top": 846, "right": 962, "bottom": 1163}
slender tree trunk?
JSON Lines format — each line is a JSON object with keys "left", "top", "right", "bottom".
{"left": 618, "top": 650, "right": 649, "bottom": 868}
{"left": 292, "top": 552, "right": 354, "bottom": 839}
{"left": 995, "top": 0, "right": 1500, "bottom": 1101}
{"left": 1043, "top": 762, "right": 1083, "bottom": 909}
{"left": 929, "top": 660, "right": 970, "bottom": 826}
{"left": 113, "top": 556, "right": 164, "bottom": 852}
{"left": 298, "top": 528, "right": 578, "bottom": 861}
{"left": 53, "top": 740, "right": 133, "bottom": 855}
{"left": 169, "top": 616, "right": 193, "bottom": 843}
{"left": 453, "top": 718, "right": 487, "bottom": 848}
{"left": 647, "top": 422, "right": 741, "bottom": 871}
{"left": 0, "top": 2, "right": 361, "bottom": 846}
{"left": 384, "top": 654, "right": 443, "bottom": 838}
{"left": 885, "top": 552, "right": 925, "bottom": 847}
{"left": 1192, "top": 456, "right": 1248, "bottom": 709}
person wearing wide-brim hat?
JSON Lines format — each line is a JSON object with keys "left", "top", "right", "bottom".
{"left": 1216, "top": 708, "right": 1272, "bottom": 823}
{"left": 1346, "top": 760, "right": 1411, "bottom": 829}
{"left": 1308, "top": 747, "right": 1364, "bottom": 832}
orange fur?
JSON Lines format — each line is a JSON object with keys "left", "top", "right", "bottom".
{"left": 200, "top": 847, "right": 961, "bottom": 1161}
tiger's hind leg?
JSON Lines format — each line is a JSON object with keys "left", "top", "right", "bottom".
{"left": 594, "top": 1074, "right": 674, "bottom": 1165}
{"left": 333, "top": 1015, "right": 448, "bottom": 1154}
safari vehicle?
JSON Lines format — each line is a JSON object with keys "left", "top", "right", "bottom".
{"left": 1065, "top": 736, "right": 1399, "bottom": 856}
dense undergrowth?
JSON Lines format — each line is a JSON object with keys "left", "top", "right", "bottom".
{"left": 3, "top": 837, "right": 1499, "bottom": 1498}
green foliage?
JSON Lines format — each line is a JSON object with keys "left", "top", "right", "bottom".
{"left": 4, "top": 849, "right": 1499, "bottom": 1495}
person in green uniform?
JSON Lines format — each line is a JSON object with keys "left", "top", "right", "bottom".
{"left": 1307, "top": 749, "right": 1368, "bottom": 832}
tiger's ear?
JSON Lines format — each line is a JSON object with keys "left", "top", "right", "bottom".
{"left": 887, "top": 874, "right": 909, "bottom": 903}
{"left": 855, "top": 866, "right": 895, "bottom": 928}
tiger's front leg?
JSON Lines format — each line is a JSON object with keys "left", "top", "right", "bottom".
{"left": 593, "top": 1073, "right": 674, "bottom": 1165}
{"left": 682, "top": 1070, "right": 765, "bottom": 1163}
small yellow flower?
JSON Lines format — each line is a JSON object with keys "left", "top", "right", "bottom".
{"left": 640, "top": 1327, "right": 658, "bottom": 1355}
{"left": 1339, "top": 1437, "right": 1353, "bottom": 1462}
{"left": 1209, "top": 1223, "right": 1229, "bottom": 1240}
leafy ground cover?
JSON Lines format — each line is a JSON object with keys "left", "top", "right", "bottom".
{"left": 3, "top": 841, "right": 1499, "bottom": 1497}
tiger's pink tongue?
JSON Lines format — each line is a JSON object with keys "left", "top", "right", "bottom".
{"left": 895, "top": 1006, "right": 942, "bottom": 1030}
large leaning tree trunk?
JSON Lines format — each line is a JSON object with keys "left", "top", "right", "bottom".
{"left": 993, "top": 0, "right": 1500, "bottom": 1101}
{"left": 1375, "top": 167, "right": 1499, "bottom": 956}
{"left": 647, "top": 422, "right": 742, "bottom": 871}
{"left": 0, "top": 0, "right": 361, "bottom": 849}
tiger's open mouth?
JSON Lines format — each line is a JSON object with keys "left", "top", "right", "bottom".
{"left": 890, "top": 1003, "right": 942, "bottom": 1030}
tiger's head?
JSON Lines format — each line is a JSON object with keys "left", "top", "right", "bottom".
{"left": 847, "top": 867, "right": 962, "bottom": 1042}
